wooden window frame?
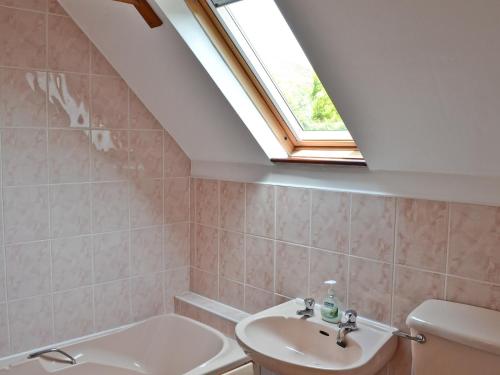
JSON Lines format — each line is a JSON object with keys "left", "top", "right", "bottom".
{"left": 186, "top": 0, "right": 366, "bottom": 165}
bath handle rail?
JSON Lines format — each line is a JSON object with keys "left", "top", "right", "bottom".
{"left": 27, "top": 348, "right": 77, "bottom": 365}
{"left": 392, "top": 330, "right": 426, "bottom": 344}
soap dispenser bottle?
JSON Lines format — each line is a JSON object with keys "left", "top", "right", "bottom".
{"left": 320, "top": 280, "right": 341, "bottom": 323}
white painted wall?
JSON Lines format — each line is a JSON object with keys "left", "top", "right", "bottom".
{"left": 276, "top": 0, "right": 500, "bottom": 176}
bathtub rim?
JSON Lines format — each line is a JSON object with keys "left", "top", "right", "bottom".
{"left": 0, "top": 313, "right": 247, "bottom": 373}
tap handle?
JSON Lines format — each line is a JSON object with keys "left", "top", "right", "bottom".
{"left": 304, "top": 297, "right": 315, "bottom": 310}
{"left": 344, "top": 309, "right": 357, "bottom": 324}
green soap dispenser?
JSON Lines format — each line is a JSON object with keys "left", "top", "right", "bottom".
{"left": 320, "top": 280, "right": 341, "bottom": 323}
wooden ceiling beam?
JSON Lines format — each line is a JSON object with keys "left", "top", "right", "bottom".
{"left": 113, "top": 0, "right": 163, "bottom": 28}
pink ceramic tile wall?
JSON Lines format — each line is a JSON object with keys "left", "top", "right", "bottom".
{"left": 0, "top": 1, "right": 190, "bottom": 357}
{"left": 190, "top": 179, "right": 500, "bottom": 374}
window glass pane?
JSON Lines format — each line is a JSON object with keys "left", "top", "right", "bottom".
{"left": 224, "top": 0, "right": 347, "bottom": 133}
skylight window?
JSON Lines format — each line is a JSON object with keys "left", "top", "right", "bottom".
{"left": 217, "top": 0, "right": 350, "bottom": 141}
{"left": 187, "top": 0, "right": 364, "bottom": 164}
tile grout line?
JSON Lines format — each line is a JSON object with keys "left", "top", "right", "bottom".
{"left": 307, "top": 189, "right": 312, "bottom": 297}
{"left": 88, "top": 37, "right": 97, "bottom": 334}
{"left": 0, "top": 126, "right": 163, "bottom": 132}
{"left": 242, "top": 182, "right": 247, "bottom": 311}
{"left": 444, "top": 203, "right": 452, "bottom": 300}
{"left": 390, "top": 197, "right": 399, "bottom": 327}
{"left": 0, "top": 126, "right": 12, "bottom": 354}
{"left": 0, "top": 176, "right": 175, "bottom": 190}
{"left": 192, "top": 177, "right": 197, "bottom": 295}
{"left": 273, "top": 185, "right": 277, "bottom": 299}
{"left": 126, "top": 86, "right": 133, "bottom": 323}
{"left": 0, "top": 64, "right": 118, "bottom": 79}
{"left": 186, "top": 176, "right": 192, "bottom": 302}
{"left": 6, "top": 223, "right": 446, "bottom": 267}
{"left": 217, "top": 181, "right": 220, "bottom": 300}
{"left": 0, "top": 268, "right": 190, "bottom": 308}
{"left": 346, "top": 193, "right": 352, "bottom": 308}
{"left": 0, "top": 223, "right": 174, "bottom": 247}
{"left": 0, "top": 3, "right": 70, "bottom": 16}
{"left": 44, "top": 8, "right": 56, "bottom": 343}
{"left": 161, "top": 118, "right": 166, "bottom": 313}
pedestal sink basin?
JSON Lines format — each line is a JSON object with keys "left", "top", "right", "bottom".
{"left": 235, "top": 299, "right": 397, "bottom": 375}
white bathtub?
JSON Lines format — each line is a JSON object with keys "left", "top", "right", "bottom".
{"left": 0, "top": 314, "right": 248, "bottom": 375}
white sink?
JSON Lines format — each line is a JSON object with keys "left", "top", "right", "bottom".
{"left": 235, "top": 299, "right": 397, "bottom": 375}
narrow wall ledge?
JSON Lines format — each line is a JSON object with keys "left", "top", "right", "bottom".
{"left": 191, "top": 160, "right": 500, "bottom": 207}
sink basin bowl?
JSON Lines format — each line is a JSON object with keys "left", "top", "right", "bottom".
{"left": 235, "top": 299, "right": 397, "bottom": 375}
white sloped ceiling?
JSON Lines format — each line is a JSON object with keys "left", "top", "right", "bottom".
{"left": 276, "top": 0, "right": 500, "bottom": 176}
{"left": 62, "top": 0, "right": 500, "bottom": 177}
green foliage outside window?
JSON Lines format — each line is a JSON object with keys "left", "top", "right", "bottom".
{"left": 277, "top": 72, "right": 346, "bottom": 132}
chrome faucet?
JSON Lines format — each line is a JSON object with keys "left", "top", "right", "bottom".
{"left": 336, "top": 309, "right": 358, "bottom": 348}
{"left": 297, "top": 297, "right": 315, "bottom": 318}
{"left": 27, "top": 348, "right": 76, "bottom": 365}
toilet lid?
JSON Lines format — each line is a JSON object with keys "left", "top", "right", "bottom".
{"left": 407, "top": 299, "right": 500, "bottom": 356}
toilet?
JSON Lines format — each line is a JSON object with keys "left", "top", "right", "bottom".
{"left": 407, "top": 299, "right": 500, "bottom": 375}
